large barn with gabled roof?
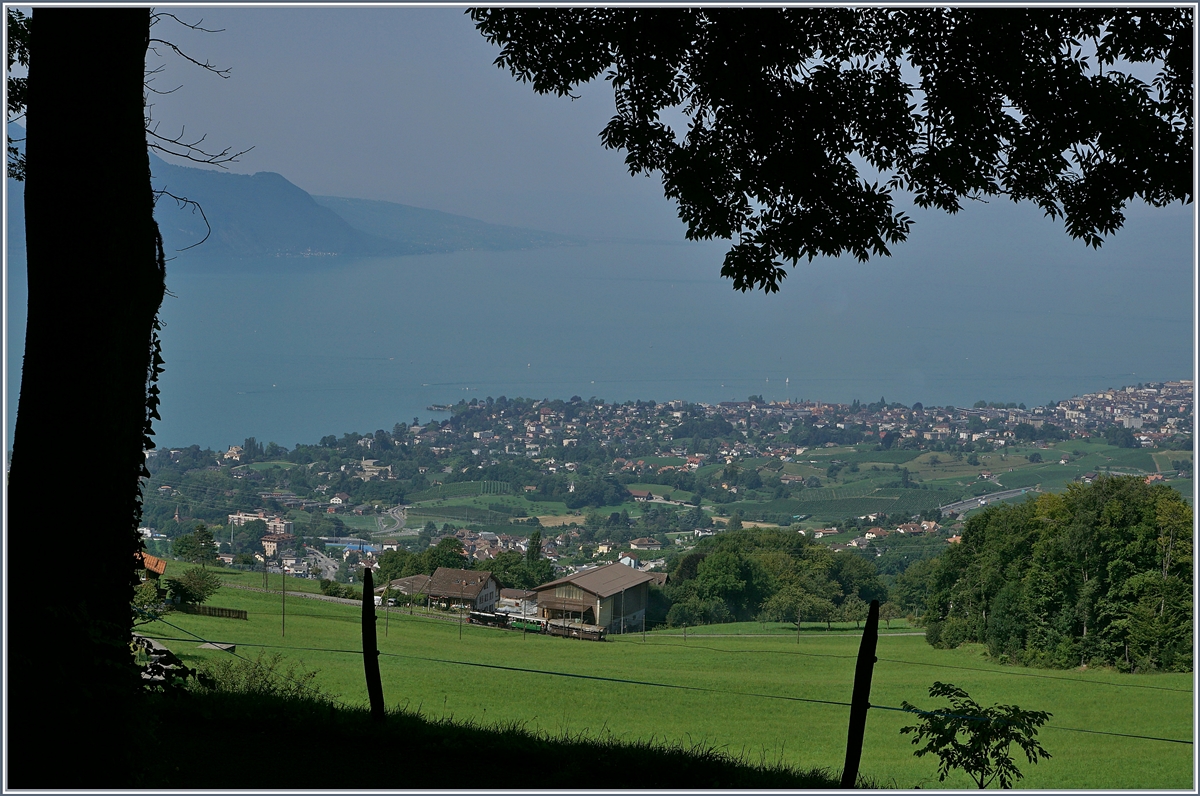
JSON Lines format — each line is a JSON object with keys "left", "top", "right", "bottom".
{"left": 533, "top": 563, "right": 656, "bottom": 634}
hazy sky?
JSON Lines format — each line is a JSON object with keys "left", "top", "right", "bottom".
{"left": 137, "top": 5, "right": 1196, "bottom": 249}
{"left": 144, "top": 6, "right": 689, "bottom": 240}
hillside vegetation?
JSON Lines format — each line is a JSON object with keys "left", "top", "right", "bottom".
{"left": 139, "top": 577, "right": 1193, "bottom": 789}
{"left": 919, "top": 476, "right": 1192, "bottom": 672}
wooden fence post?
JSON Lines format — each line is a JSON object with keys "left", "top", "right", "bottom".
{"left": 361, "top": 568, "right": 386, "bottom": 722}
{"left": 840, "top": 599, "right": 879, "bottom": 789}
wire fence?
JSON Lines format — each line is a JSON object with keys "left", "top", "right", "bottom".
{"left": 137, "top": 605, "right": 1194, "bottom": 747}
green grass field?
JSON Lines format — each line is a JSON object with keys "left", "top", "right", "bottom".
{"left": 141, "top": 584, "right": 1193, "bottom": 790}
{"left": 1152, "top": 450, "right": 1192, "bottom": 472}
{"left": 633, "top": 456, "right": 687, "bottom": 467}
{"left": 623, "top": 483, "right": 694, "bottom": 502}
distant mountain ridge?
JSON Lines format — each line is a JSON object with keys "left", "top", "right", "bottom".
{"left": 150, "top": 153, "right": 397, "bottom": 258}
{"left": 311, "top": 195, "right": 580, "bottom": 254}
{"left": 5, "top": 124, "right": 582, "bottom": 261}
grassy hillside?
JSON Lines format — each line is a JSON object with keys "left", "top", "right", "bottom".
{"left": 140, "top": 576, "right": 1193, "bottom": 789}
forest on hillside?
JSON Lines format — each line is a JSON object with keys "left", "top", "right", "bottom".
{"left": 913, "top": 476, "right": 1192, "bottom": 672}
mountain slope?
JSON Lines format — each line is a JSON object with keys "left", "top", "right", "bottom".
{"left": 150, "top": 153, "right": 399, "bottom": 258}
{"left": 5, "top": 123, "right": 581, "bottom": 261}
{"left": 311, "top": 195, "right": 580, "bottom": 253}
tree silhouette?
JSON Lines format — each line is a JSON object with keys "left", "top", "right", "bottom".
{"left": 472, "top": 8, "right": 1192, "bottom": 292}
{"left": 6, "top": 8, "right": 165, "bottom": 787}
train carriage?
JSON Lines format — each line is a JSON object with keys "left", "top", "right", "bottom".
{"left": 467, "top": 610, "right": 509, "bottom": 628}
{"left": 546, "top": 618, "right": 607, "bottom": 641}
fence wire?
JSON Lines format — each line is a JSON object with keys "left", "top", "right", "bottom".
{"left": 137, "top": 617, "right": 1194, "bottom": 747}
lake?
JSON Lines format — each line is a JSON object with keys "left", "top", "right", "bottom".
{"left": 6, "top": 200, "right": 1193, "bottom": 451}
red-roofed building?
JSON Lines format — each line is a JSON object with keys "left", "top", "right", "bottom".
{"left": 135, "top": 551, "right": 166, "bottom": 580}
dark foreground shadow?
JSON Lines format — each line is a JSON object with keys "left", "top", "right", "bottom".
{"left": 134, "top": 690, "right": 841, "bottom": 789}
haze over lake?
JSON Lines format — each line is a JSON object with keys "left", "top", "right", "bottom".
{"left": 7, "top": 198, "right": 1188, "bottom": 452}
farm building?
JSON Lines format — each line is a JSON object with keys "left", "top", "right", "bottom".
{"left": 377, "top": 574, "right": 432, "bottom": 597}
{"left": 135, "top": 551, "right": 166, "bottom": 582}
{"left": 533, "top": 563, "right": 655, "bottom": 635}
{"left": 424, "top": 567, "right": 500, "bottom": 612}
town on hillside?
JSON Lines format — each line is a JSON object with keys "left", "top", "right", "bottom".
{"left": 140, "top": 379, "right": 1192, "bottom": 610}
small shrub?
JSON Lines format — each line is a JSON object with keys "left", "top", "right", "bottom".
{"left": 901, "top": 681, "right": 1051, "bottom": 789}
{"left": 190, "top": 651, "right": 335, "bottom": 703}
{"left": 319, "top": 579, "right": 362, "bottom": 600}
{"left": 935, "top": 617, "right": 971, "bottom": 649}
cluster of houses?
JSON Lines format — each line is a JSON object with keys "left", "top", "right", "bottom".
{"left": 406, "top": 527, "right": 668, "bottom": 572}
{"left": 799, "top": 519, "right": 951, "bottom": 551}
{"left": 384, "top": 380, "right": 1191, "bottom": 470}
{"left": 376, "top": 561, "right": 667, "bottom": 636}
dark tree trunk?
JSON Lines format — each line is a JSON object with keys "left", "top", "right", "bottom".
{"left": 7, "top": 8, "right": 163, "bottom": 787}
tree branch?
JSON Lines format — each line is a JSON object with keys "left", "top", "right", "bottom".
{"left": 153, "top": 188, "right": 213, "bottom": 252}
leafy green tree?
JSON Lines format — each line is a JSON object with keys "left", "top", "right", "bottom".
{"left": 473, "top": 8, "right": 1190, "bottom": 293}
{"left": 376, "top": 548, "right": 417, "bottom": 584}
{"left": 164, "top": 567, "right": 222, "bottom": 605}
{"left": 901, "top": 682, "right": 1051, "bottom": 789}
{"left": 526, "top": 529, "right": 542, "bottom": 564}
{"left": 243, "top": 437, "right": 264, "bottom": 460}
{"left": 172, "top": 524, "right": 218, "bottom": 567}
{"left": 879, "top": 601, "right": 903, "bottom": 629}
{"left": 695, "top": 551, "right": 746, "bottom": 603}
{"left": 673, "top": 551, "right": 708, "bottom": 582}
{"left": 831, "top": 552, "right": 888, "bottom": 604}
{"left": 809, "top": 598, "right": 836, "bottom": 631}
{"left": 131, "top": 580, "right": 169, "bottom": 625}
{"left": 725, "top": 511, "right": 743, "bottom": 531}
{"left": 758, "top": 584, "right": 827, "bottom": 627}
{"left": 1027, "top": 452, "right": 1042, "bottom": 463}
{"left": 191, "top": 524, "right": 217, "bottom": 567}
{"left": 171, "top": 533, "right": 201, "bottom": 564}
{"left": 1103, "top": 424, "right": 1137, "bottom": 448}
{"left": 839, "top": 594, "right": 869, "bottom": 628}
{"left": 426, "top": 537, "right": 467, "bottom": 571}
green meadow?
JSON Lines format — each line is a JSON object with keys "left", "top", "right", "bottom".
{"left": 142, "top": 582, "right": 1193, "bottom": 790}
